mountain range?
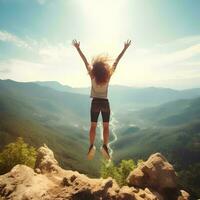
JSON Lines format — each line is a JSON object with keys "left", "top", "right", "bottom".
{"left": 34, "top": 80, "right": 200, "bottom": 111}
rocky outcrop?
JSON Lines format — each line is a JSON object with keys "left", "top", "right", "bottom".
{"left": 127, "top": 153, "right": 189, "bottom": 200}
{"left": 127, "top": 153, "right": 177, "bottom": 190}
{"left": 34, "top": 144, "right": 60, "bottom": 174}
{"left": 0, "top": 145, "right": 189, "bottom": 200}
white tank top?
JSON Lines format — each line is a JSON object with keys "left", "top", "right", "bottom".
{"left": 90, "top": 78, "right": 110, "bottom": 99}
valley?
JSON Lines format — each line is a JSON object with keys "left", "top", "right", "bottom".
{"left": 0, "top": 79, "right": 200, "bottom": 198}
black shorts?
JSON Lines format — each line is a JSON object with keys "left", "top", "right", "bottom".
{"left": 90, "top": 98, "right": 110, "bottom": 122}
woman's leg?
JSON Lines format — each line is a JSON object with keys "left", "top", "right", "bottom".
{"left": 101, "top": 121, "right": 110, "bottom": 160}
{"left": 103, "top": 122, "right": 109, "bottom": 145}
{"left": 90, "top": 99, "right": 100, "bottom": 145}
{"left": 101, "top": 101, "right": 111, "bottom": 159}
{"left": 89, "top": 122, "right": 97, "bottom": 145}
{"left": 101, "top": 99, "right": 110, "bottom": 145}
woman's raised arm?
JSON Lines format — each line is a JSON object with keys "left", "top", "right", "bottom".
{"left": 112, "top": 39, "right": 131, "bottom": 72}
{"left": 72, "top": 39, "right": 91, "bottom": 72}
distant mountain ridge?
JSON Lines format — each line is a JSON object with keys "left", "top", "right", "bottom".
{"left": 34, "top": 81, "right": 74, "bottom": 93}
{"left": 34, "top": 80, "right": 200, "bottom": 111}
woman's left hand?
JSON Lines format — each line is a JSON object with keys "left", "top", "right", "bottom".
{"left": 72, "top": 39, "right": 80, "bottom": 49}
{"left": 124, "top": 39, "right": 131, "bottom": 49}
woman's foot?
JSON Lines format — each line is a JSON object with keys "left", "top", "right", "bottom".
{"left": 87, "top": 144, "right": 96, "bottom": 160}
{"left": 101, "top": 144, "right": 110, "bottom": 160}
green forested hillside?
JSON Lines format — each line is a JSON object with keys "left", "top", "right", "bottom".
{"left": 113, "top": 97, "right": 200, "bottom": 199}
{"left": 117, "top": 97, "right": 200, "bottom": 127}
{"left": 0, "top": 79, "right": 102, "bottom": 177}
{"left": 113, "top": 121, "right": 200, "bottom": 199}
{"left": 0, "top": 79, "right": 90, "bottom": 122}
{"left": 113, "top": 121, "right": 200, "bottom": 165}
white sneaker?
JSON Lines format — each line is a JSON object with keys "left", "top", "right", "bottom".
{"left": 87, "top": 144, "right": 96, "bottom": 160}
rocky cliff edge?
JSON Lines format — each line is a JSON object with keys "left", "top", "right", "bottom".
{"left": 0, "top": 144, "right": 189, "bottom": 200}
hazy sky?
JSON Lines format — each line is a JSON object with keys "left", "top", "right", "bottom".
{"left": 0, "top": 0, "right": 200, "bottom": 89}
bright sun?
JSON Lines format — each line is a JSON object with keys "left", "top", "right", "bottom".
{"left": 79, "top": 0, "right": 130, "bottom": 53}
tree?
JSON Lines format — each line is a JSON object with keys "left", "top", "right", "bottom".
{"left": 100, "top": 160, "right": 121, "bottom": 184}
{"left": 100, "top": 159, "right": 141, "bottom": 187}
{"left": 118, "top": 159, "right": 136, "bottom": 186}
{"left": 0, "top": 137, "right": 36, "bottom": 174}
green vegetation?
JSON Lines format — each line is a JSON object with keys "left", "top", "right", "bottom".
{"left": 0, "top": 137, "right": 36, "bottom": 174}
{"left": 0, "top": 79, "right": 102, "bottom": 177}
{"left": 119, "top": 96, "right": 200, "bottom": 127}
{"left": 178, "top": 163, "right": 200, "bottom": 199}
{"left": 100, "top": 159, "right": 142, "bottom": 186}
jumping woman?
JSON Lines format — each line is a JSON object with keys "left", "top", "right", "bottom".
{"left": 72, "top": 39, "right": 131, "bottom": 160}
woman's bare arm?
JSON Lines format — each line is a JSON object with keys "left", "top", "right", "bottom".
{"left": 112, "top": 39, "right": 131, "bottom": 72}
{"left": 72, "top": 39, "right": 91, "bottom": 72}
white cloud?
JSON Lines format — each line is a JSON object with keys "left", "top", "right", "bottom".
{"left": 0, "top": 31, "right": 31, "bottom": 49}
{"left": 0, "top": 30, "right": 73, "bottom": 66}
{"left": 170, "top": 35, "right": 200, "bottom": 46}
{"left": 109, "top": 35, "right": 200, "bottom": 88}
{"left": 38, "top": 43, "right": 69, "bottom": 65}
{"left": 132, "top": 43, "right": 200, "bottom": 69}
{"left": 154, "top": 35, "right": 200, "bottom": 51}
{"left": 0, "top": 68, "right": 10, "bottom": 73}
{"left": 0, "top": 58, "right": 91, "bottom": 87}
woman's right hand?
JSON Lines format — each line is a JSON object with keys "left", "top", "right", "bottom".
{"left": 72, "top": 39, "right": 80, "bottom": 49}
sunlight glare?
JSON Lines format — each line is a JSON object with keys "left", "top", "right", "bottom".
{"left": 79, "top": 0, "right": 130, "bottom": 53}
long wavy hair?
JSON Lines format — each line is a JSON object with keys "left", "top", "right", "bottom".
{"left": 90, "top": 55, "right": 112, "bottom": 85}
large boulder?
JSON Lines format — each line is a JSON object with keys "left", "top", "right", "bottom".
{"left": 0, "top": 165, "right": 55, "bottom": 200}
{"left": 127, "top": 152, "right": 189, "bottom": 200}
{"left": 127, "top": 153, "right": 177, "bottom": 190}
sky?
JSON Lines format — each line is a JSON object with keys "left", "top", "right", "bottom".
{"left": 0, "top": 0, "right": 200, "bottom": 89}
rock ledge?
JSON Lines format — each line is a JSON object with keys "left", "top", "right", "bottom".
{"left": 0, "top": 144, "right": 189, "bottom": 200}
